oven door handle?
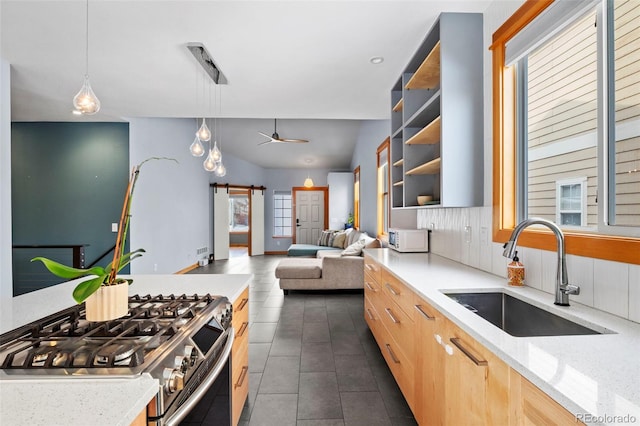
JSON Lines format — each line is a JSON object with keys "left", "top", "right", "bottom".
{"left": 165, "top": 328, "right": 235, "bottom": 426}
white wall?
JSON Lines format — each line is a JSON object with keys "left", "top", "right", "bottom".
{"left": 416, "top": 0, "right": 640, "bottom": 324}
{"left": 128, "top": 118, "right": 211, "bottom": 274}
{"left": 0, "top": 57, "right": 13, "bottom": 326}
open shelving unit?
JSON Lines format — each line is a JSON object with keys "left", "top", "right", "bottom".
{"left": 390, "top": 13, "right": 484, "bottom": 208}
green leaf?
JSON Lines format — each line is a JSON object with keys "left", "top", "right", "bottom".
{"left": 116, "top": 249, "right": 146, "bottom": 272}
{"left": 31, "top": 257, "right": 105, "bottom": 279}
{"left": 72, "top": 276, "right": 108, "bottom": 304}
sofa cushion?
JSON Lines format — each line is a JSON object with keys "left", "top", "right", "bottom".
{"left": 287, "top": 244, "right": 340, "bottom": 257}
{"left": 318, "top": 230, "right": 335, "bottom": 246}
{"left": 342, "top": 239, "right": 367, "bottom": 256}
{"left": 332, "top": 231, "right": 348, "bottom": 248}
{"left": 275, "top": 258, "right": 323, "bottom": 279}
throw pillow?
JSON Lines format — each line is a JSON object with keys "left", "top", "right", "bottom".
{"left": 332, "top": 231, "right": 347, "bottom": 248}
{"left": 341, "top": 239, "right": 367, "bottom": 256}
{"left": 346, "top": 230, "right": 362, "bottom": 247}
{"left": 318, "top": 230, "right": 335, "bottom": 246}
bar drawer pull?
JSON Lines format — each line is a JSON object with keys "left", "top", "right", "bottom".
{"left": 237, "top": 298, "right": 248, "bottom": 311}
{"left": 384, "top": 308, "right": 400, "bottom": 324}
{"left": 385, "top": 283, "right": 399, "bottom": 296}
{"left": 365, "top": 264, "right": 377, "bottom": 272}
{"left": 450, "top": 337, "right": 488, "bottom": 366}
{"left": 366, "top": 308, "right": 374, "bottom": 320}
{"left": 385, "top": 344, "right": 400, "bottom": 364}
{"left": 234, "top": 366, "right": 249, "bottom": 388}
{"left": 237, "top": 321, "right": 249, "bottom": 337}
{"left": 415, "top": 304, "right": 435, "bottom": 320}
{"left": 365, "top": 282, "right": 377, "bottom": 292}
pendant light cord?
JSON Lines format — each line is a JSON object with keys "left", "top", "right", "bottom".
{"left": 85, "top": 0, "right": 89, "bottom": 76}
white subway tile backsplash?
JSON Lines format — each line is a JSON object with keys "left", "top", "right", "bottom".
{"left": 593, "top": 259, "right": 629, "bottom": 319}
{"left": 540, "top": 250, "right": 558, "bottom": 295}
{"left": 629, "top": 265, "right": 640, "bottom": 323}
{"left": 491, "top": 242, "right": 509, "bottom": 278}
{"left": 518, "top": 247, "right": 542, "bottom": 291}
{"left": 566, "top": 255, "right": 594, "bottom": 307}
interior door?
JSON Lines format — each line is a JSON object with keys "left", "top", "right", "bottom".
{"left": 295, "top": 190, "right": 325, "bottom": 244}
{"left": 213, "top": 187, "right": 230, "bottom": 260}
{"left": 250, "top": 189, "right": 264, "bottom": 255}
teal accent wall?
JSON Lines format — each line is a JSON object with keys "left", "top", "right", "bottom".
{"left": 11, "top": 122, "right": 129, "bottom": 295}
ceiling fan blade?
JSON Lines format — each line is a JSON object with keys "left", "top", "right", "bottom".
{"left": 258, "top": 131, "right": 272, "bottom": 139}
{"left": 280, "top": 138, "right": 309, "bottom": 143}
{"left": 258, "top": 139, "right": 277, "bottom": 146}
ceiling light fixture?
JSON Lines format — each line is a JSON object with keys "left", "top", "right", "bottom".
{"left": 303, "top": 159, "right": 314, "bottom": 188}
{"left": 370, "top": 56, "right": 384, "bottom": 64}
{"left": 73, "top": 0, "right": 100, "bottom": 115}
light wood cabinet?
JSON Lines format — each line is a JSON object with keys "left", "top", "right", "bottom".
{"left": 443, "top": 319, "right": 510, "bottom": 425}
{"left": 365, "top": 256, "right": 581, "bottom": 426}
{"left": 390, "top": 13, "right": 483, "bottom": 208}
{"left": 510, "top": 369, "right": 585, "bottom": 426}
{"left": 231, "top": 287, "right": 249, "bottom": 426}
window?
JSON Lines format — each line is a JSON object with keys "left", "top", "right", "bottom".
{"left": 229, "top": 194, "right": 249, "bottom": 232}
{"left": 377, "top": 138, "right": 390, "bottom": 236}
{"left": 353, "top": 166, "right": 360, "bottom": 230}
{"left": 273, "top": 191, "right": 292, "bottom": 237}
{"left": 556, "top": 178, "right": 587, "bottom": 227}
{"left": 491, "top": 0, "right": 639, "bottom": 264}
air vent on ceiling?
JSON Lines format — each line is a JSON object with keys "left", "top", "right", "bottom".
{"left": 186, "top": 42, "right": 227, "bottom": 84}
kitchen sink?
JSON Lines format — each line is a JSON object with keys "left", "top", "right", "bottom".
{"left": 444, "top": 291, "right": 607, "bottom": 337}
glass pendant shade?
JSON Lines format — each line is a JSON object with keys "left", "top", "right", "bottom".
{"left": 214, "top": 161, "right": 227, "bottom": 177}
{"left": 304, "top": 177, "right": 314, "bottom": 188}
{"left": 211, "top": 141, "right": 222, "bottom": 162}
{"left": 189, "top": 136, "right": 205, "bottom": 157}
{"left": 73, "top": 75, "right": 100, "bottom": 115}
{"left": 203, "top": 150, "right": 216, "bottom": 172}
{"left": 196, "top": 118, "right": 211, "bottom": 142}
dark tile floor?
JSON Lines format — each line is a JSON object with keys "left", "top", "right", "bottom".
{"left": 190, "top": 254, "right": 417, "bottom": 426}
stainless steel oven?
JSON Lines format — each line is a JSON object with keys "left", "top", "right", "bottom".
{"left": 0, "top": 294, "right": 234, "bottom": 426}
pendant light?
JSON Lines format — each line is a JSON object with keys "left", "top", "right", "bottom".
{"left": 196, "top": 118, "right": 211, "bottom": 142}
{"left": 303, "top": 159, "right": 314, "bottom": 187}
{"left": 189, "top": 117, "right": 205, "bottom": 157}
{"left": 212, "top": 84, "right": 226, "bottom": 176}
{"left": 203, "top": 140, "right": 216, "bottom": 172}
{"left": 73, "top": 0, "right": 100, "bottom": 115}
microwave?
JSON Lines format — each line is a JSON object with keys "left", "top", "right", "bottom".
{"left": 388, "top": 229, "right": 430, "bottom": 253}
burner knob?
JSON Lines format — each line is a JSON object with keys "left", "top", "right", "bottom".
{"left": 184, "top": 345, "right": 197, "bottom": 367}
{"left": 174, "top": 355, "right": 189, "bottom": 373}
{"left": 163, "top": 368, "right": 185, "bottom": 394}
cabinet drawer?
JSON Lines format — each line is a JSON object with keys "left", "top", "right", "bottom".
{"left": 364, "top": 254, "right": 382, "bottom": 284}
{"left": 231, "top": 344, "right": 249, "bottom": 426}
{"left": 377, "top": 298, "right": 415, "bottom": 363}
{"left": 364, "top": 294, "right": 381, "bottom": 335}
{"left": 374, "top": 314, "right": 415, "bottom": 409}
{"left": 381, "top": 268, "right": 416, "bottom": 321}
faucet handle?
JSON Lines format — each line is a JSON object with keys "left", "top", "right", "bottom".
{"left": 563, "top": 284, "right": 580, "bottom": 295}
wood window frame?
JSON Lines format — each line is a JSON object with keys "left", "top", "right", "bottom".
{"left": 291, "top": 186, "right": 329, "bottom": 244}
{"left": 490, "top": 0, "right": 639, "bottom": 265}
{"left": 377, "top": 138, "right": 391, "bottom": 237}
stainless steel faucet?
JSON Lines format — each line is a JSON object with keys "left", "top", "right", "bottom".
{"left": 502, "top": 217, "right": 580, "bottom": 306}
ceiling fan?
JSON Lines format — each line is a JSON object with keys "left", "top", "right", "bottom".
{"left": 258, "top": 119, "right": 309, "bottom": 145}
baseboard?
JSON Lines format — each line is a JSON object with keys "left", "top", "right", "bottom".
{"left": 265, "top": 251, "right": 288, "bottom": 255}
{"left": 175, "top": 263, "right": 199, "bottom": 274}
{"left": 230, "top": 244, "right": 248, "bottom": 247}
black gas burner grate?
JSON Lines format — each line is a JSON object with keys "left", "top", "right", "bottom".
{"left": 0, "top": 294, "right": 217, "bottom": 370}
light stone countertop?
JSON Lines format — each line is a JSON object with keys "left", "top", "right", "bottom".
{"left": 364, "top": 248, "right": 640, "bottom": 426}
{"left": 0, "top": 273, "right": 251, "bottom": 426}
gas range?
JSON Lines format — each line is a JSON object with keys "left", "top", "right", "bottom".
{"left": 0, "top": 293, "right": 233, "bottom": 425}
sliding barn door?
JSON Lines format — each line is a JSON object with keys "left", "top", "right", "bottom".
{"left": 251, "top": 190, "right": 265, "bottom": 255}
{"left": 213, "top": 188, "right": 230, "bottom": 260}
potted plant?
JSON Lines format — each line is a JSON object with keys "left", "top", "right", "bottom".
{"left": 31, "top": 157, "right": 174, "bottom": 321}
{"left": 345, "top": 213, "right": 354, "bottom": 229}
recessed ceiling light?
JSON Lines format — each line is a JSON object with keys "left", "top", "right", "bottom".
{"left": 370, "top": 56, "right": 384, "bottom": 64}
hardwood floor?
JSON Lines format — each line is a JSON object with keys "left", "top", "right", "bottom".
{"left": 188, "top": 255, "right": 416, "bottom": 425}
